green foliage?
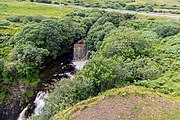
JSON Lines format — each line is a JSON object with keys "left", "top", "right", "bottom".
{"left": 35, "top": 0, "right": 51, "bottom": 4}
{"left": 0, "top": 57, "right": 4, "bottom": 78}
{"left": 59, "top": 17, "right": 86, "bottom": 42}
{"left": 100, "top": 29, "right": 150, "bottom": 59}
{"left": 86, "top": 22, "right": 116, "bottom": 51}
{"left": 125, "top": 4, "right": 136, "bottom": 11}
{"left": 29, "top": 78, "right": 96, "bottom": 120}
{"left": 0, "top": 87, "right": 7, "bottom": 104}
{"left": 14, "top": 19, "right": 68, "bottom": 57}
{"left": 2, "top": 62, "right": 17, "bottom": 83}
{"left": 85, "top": 12, "right": 135, "bottom": 51}
{"left": 0, "top": 20, "right": 11, "bottom": 27}
{"left": 11, "top": 44, "right": 49, "bottom": 78}
{"left": 7, "top": 15, "right": 45, "bottom": 23}
{"left": 154, "top": 23, "right": 180, "bottom": 38}
{"left": 77, "top": 56, "right": 118, "bottom": 91}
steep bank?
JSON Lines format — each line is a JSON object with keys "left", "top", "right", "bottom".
{"left": 0, "top": 50, "right": 74, "bottom": 120}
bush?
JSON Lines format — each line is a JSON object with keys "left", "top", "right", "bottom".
{"left": 11, "top": 44, "right": 49, "bottom": 78}
{"left": 28, "top": 78, "right": 96, "bottom": 120}
{"left": 6, "top": 16, "right": 24, "bottom": 22}
{"left": 6, "top": 15, "right": 45, "bottom": 23}
{"left": 86, "top": 22, "right": 116, "bottom": 51}
{"left": 0, "top": 88, "right": 7, "bottom": 104}
{"left": 154, "top": 24, "right": 180, "bottom": 37}
{"left": 125, "top": 4, "right": 137, "bottom": 11}
{"left": 53, "top": 1, "right": 59, "bottom": 4}
{"left": 14, "top": 19, "right": 71, "bottom": 57}
{"left": 0, "top": 57, "right": 4, "bottom": 78}
{"left": 0, "top": 20, "right": 11, "bottom": 26}
{"left": 35, "top": 0, "right": 51, "bottom": 4}
{"left": 2, "top": 62, "right": 17, "bottom": 83}
{"left": 21, "top": 15, "right": 45, "bottom": 23}
{"left": 100, "top": 29, "right": 150, "bottom": 59}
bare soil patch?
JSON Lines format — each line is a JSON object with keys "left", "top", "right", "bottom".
{"left": 70, "top": 95, "right": 180, "bottom": 120}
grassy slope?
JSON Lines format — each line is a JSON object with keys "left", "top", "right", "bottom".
{"left": 135, "top": 0, "right": 180, "bottom": 5}
{"left": 0, "top": 0, "right": 77, "bottom": 41}
{"left": 0, "top": 0, "right": 76, "bottom": 19}
{"left": 135, "top": 33, "right": 180, "bottom": 100}
{"left": 54, "top": 86, "right": 180, "bottom": 120}
{"left": 53, "top": 0, "right": 180, "bottom": 5}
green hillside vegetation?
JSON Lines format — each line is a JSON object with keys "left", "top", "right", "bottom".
{"left": 27, "top": 9, "right": 180, "bottom": 120}
{"left": 49, "top": 0, "right": 180, "bottom": 14}
{"left": 0, "top": 0, "right": 76, "bottom": 19}
{"left": 0, "top": 0, "right": 180, "bottom": 119}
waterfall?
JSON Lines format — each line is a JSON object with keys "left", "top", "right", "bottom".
{"left": 34, "top": 91, "right": 48, "bottom": 116}
{"left": 17, "top": 107, "right": 27, "bottom": 120}
{"left": 17, "top": 40, "right": 88, "bottom": 120}
{"left": 73, "top": 40, "right": 87, "bottom": 61}
{"left": 17, "top": 91, "right": 47, "bottom": 120}
{"left": 73, "top": 40, "right": 88, "bottom": 70}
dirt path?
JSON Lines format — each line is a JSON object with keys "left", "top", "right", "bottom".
{"left": 70, "top": 95, "right": 180, "bottom": 120}
{"left": 35, "top": 3, "right": 180, "bottom": 19}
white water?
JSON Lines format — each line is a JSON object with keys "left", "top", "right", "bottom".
{"left": 17, "top": 91, "right": 48, "bottom": 120}
{"left": 73, "top": 60, "right": 87, "bottom": 70}
{"left": 17, "top": 107, "right": 27, "bottom": 120}
{"left": 17, "top": 41, "right": 88, "bottom": 120}
{"left": 34, "top": 91, "right": 48, "bottom": 116}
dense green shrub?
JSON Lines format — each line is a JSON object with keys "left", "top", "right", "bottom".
{"left": 29, "top": 78, "right": 96, "bottom": 120}
{"left": 125, "top": 4, "right": 137, "bottom": 11}
{"left": 0, "top": 87, "right": 7, "bottom": 104}
{"left": 7, "top": 15, "right": 45, "bottom": 23}
{"left": 53, "top": 1, "right": 59, "bottom": 4}
{"left": 0, "top": 57, "right": 4, "bottom": 78}
{"left": 86, "top": 22, "right": 116, "bottom": 51}
{"left": 26, "top": 10, "right": 167, "bottom": 120}
{"left": 35, "top": 0, "right": 51, "bottom": 4}
{"left": 6, "top": 16, "right": 24, "bottom": 22}
{"left": 1, "top": 62, "right": 17, "bottom": 83}
{"left": 20, "top": 15, "right": 45, "bottom": 23}
{"left": 14, "top": 19, "right": 72, "bottom": 57}
{"left": 0, "top": 34, "right": 11, "bottom": 43}
{"left": 0, "top": 20, "right": 11, "bottom": 26}
{"left": 11, "top": 44, "right": 49, "bottom": 78}
{"left": 76, "top": 56, "right": 119, "bottom": 92}
{"left": 154, "top": 24, "right": 180, "bottom": 38}
{"left": 100, "top": 29, "right": 150, "bottom": 59}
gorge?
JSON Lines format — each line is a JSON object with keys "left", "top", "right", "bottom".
{"left": 16, "top": 40, "right": 88, "bottom": 120}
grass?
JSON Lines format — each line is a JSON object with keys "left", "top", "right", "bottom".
{"left": 52, "top": 0, "right": 180, "bottom": 5}
{"left": 53, "top": 86, "right": 180, "bottom": 120}
{"left": 0, "top": 0, "right": 77, "bottom": 19}
{"left": 135, "top": 0, "right": 180, "bottom": 5}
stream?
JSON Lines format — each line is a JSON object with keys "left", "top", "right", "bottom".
{"left": 17, "top": 40, "right": 88, "bottom": 120}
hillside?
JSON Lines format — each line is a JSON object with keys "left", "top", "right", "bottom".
{"left": 0, "top": 0, "right": 180, "bottom": 120}
{"left": 54, "top": 86, "right": 180, "bottom": 120}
